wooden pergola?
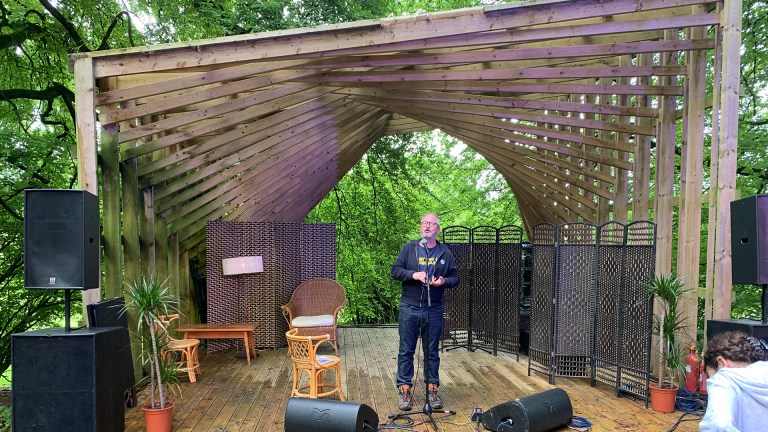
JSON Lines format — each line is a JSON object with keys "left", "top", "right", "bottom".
{"left": 69, "top": 0, "right": 742, "bottom": 337}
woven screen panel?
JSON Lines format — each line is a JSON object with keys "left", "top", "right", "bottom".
{"left": 301, "top": 224, "right": 336, "bottom": 281}
{"left": 443, "top": 226, "right": 471, "bottom": 348}
{"left": 273, "top": 222, "right": 302, "bottom": 348}
{"left": 552, "top": 223, "right": 596, "bottom": 378}
{"left": 497, "top": 225, "right": 522, "bottom": 355}
{"left": 554, "top": 223, "right": 596, "bottom": 357}
{"left": 471, "top": 227, "right": 498, "bottom": 349}
{"left": 530, "top": 224, "right": 555, "bottom": 374}
{"left": 593, "top": 222, "right": 626, "bottom": 387}
{"left": 205, "top": 221, "right": 336, "bottom": 351}
{"left": 617, "top": 221, "right": 656, "bottom": 400}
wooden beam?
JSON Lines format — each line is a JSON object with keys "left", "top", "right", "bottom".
{"left": 677, "top": 15, "right": 708, "bottom": 334}
{"left": 98, "top": 76, "right": 123, "bottom": 300}
{"left": 632, "top": 53, "right": 653, "bottom": 220}
{"left": 73, "top": 56, "right": 101, "bottom": 309}
{"left": 79, "top": 0, "right": 717, "bottom": 76}
{"left": 704, "top": 3, "right": 724, "bottom": 329}
{"left": 713, "top": 0, "right": 742, "bottom": 319}
{"left": 655, "top": 30, "right": 680, "bottom": 276}
{"left": 338, "top": 87, "right": 659, "bottom": 118}
{"left": 350, "top": 94, "right": 654, "bottom": 140}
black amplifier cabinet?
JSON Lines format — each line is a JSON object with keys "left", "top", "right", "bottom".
{"left": 707, "top": 318, "right": 768, "bottom": 341}
{"left": 12, "top": 327, "right": 125, "bottom": 432}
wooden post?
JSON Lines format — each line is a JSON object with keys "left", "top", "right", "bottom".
{"left": 121, "top": 157, "right": 144, "bottom": 382}
{"left": 613, "top": 56, "right": 632, "bottom": 223}
{"left": 99, "top": 77, "right": 122, "bottom": 300}
{"left": 142, "top": 188, "right": 157, "bottom": 276}
{"left": 676, "top": 14, "right": 708, "bottom": 335}
{"left": 73, "top": 57, "right": 100, "bottom": 312}
{"left": 704, "top": 2, "right": 724, "bottom": 329}
{"left": 632, "top": 53, "right": 652, "bottom": 221}
{"left": 654, "top": 30, "right": 679, "bottom": 276}
{"left": 713, "top": 0, "right": 743, "bottom": 319}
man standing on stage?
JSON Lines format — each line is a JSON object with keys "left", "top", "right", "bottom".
{"left": 391, "top": 212, "right": 459, "bottom": 411}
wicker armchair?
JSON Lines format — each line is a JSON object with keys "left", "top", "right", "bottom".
{"left": 281, "top": 278, "right": 347, "bottom": 353}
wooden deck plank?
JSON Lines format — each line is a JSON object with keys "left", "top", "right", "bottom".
{"left": 124, "top": 327, "right": 700, "bottom": 432}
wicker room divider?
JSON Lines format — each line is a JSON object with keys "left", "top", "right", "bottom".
{"left": 527, "top": 221, "right": 655, "bottom": 405}
{"left": 205, "top": 221, "right": 336, "bottom": 350}
{"left": 441, "top": 225, "right": 523, "bottom": 356}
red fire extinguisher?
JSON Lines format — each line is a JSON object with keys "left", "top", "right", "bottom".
{"left": 699, "top": 362, "right": 708, "bottom": 394}
{"left": 685, "top": 343, "right": 700, "bottom": 392}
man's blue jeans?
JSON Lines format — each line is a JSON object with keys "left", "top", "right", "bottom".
{"left": 396, "top": 302, "right": 444, "bottom": 388}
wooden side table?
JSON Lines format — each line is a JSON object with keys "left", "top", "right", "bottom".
{"left": 176, "top": 323, "right": 259, "bottom": 365}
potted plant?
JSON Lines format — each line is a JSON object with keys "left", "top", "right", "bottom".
{"left": 123, "top": 274, "right": 181, "bottom": 432}
{"left": 647, "top": 273, "right": 689, "bottom": 413}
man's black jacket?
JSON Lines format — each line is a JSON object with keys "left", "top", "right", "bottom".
{"left": 391, "top": 239, "right": 459, "bottom": 307}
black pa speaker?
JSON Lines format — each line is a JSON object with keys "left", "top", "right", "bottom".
{"left": 87, "top": 297, "right": 137, "bottom": 407}
{"left": 481, "top": 388, "right": 573, "bottom": 432}
{"left": 730, "top": 194, "right": 768, "bottom": 285}
{"left": 12, "top": 327, "right": 125, "bottom": 432}
{"left": 284, "top": 398, "right": 378, "bottom": 432}
{"left": 24, "top": 189, "right": 100, "bottom": 289}
{"left": 707, "top": 319, "right": 768, "bottom": 341}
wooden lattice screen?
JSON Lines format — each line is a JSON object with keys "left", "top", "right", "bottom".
{"left": 205, "top": 221, "right": 336, "bottom": 349}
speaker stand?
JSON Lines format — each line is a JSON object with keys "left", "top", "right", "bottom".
{"left": 64, "top": 289, "right": 73, "bottom": 332}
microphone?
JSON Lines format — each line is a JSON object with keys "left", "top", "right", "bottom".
{"left": 420, "top": 237, "right": 428, "bottom": 248}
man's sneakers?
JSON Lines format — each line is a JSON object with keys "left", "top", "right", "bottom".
{"left": 398, "top": 384, "right": 413, "bottom": 411}
{"left": 398, "top": 383, "right": 444, "bottom": 411}
{"left": 427, "top": 383, "right": 443, "bottom": 410}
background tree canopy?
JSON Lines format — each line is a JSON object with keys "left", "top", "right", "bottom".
{"left": 1, "top": 0, "right": 767, "bottom": 379}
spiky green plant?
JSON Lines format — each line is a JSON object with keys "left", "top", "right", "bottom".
{"left": 647, "top": 273, "right": 689, "bottom": 389}
{"left": 122, "top": 274, "right": 180, "bottom": 409}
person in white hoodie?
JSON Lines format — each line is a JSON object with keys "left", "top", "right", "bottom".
{"left": 699, "top": 331, "right": 768, "bottom": 432}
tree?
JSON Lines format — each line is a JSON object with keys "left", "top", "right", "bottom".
{"left": 306, "top": 132, "right": 521, "bottom": 324}
{"left": 0, "top": 0, "right": 395, "bottom": 377}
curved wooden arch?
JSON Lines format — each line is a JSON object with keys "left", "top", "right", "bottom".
{"left": 72, "top": 0, "right": 742, "bottom": 336}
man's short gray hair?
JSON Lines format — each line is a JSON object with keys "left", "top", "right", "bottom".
{"left": 421, "top": 213, "right": 441, "bottom": 226}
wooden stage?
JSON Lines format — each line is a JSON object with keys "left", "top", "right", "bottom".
{"left": 124, "top": 327, "right": 701, "bottom": 431}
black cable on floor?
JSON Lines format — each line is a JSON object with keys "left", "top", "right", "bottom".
{"left": 667, "top": 388, "right": 707, "bottom": 432}
{"left": 568, "top": 415, "right": 592, "bottom": 431}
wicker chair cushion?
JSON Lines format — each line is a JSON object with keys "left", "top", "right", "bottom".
{"left": 292, "top": 315, "right": 334, "bottom": 327}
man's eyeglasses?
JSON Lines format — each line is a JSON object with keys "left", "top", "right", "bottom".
{"left": 420, "top": 221, "right": 439, "bottom": 227}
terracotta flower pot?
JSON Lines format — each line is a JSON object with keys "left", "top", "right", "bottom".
{"left": 649, "top": 383, "right": 677, "bottom": 413}
{"left": 142, "top": 402, "right": 174, "bottom": 432}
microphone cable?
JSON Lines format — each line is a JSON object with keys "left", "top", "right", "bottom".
{"left": 568, "top": 415, "right": 592, "bottom": 431}
{"left": 666, "top": 388, "right": 706, "bottom": 432}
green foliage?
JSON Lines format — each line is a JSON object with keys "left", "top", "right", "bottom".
{"left": 0, "top": 404, "right": 10, "bottom": 432}
{"left": 306, "top": 132, "right": 521, "bottom": 324}
{"left": 647, "top": 273, "right": 689, "bottom": 388}
{"left": 122, "top": 274, "right": 180, "bottom": 409}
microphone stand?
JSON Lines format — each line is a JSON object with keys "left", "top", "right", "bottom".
{"left": 389, "top": 240, "right": 455, "bottom": 432}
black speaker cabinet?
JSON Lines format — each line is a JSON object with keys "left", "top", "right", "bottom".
{"left": 730, "top": 194, "right": 768, "bottom": 285}
{"left": 481, "top": 388, "right": 573, "bottom": 432}
{"left": 284, "top": 398, "right": 378, "bottom": 432}
{"left": 707, "top": 319, "right": 768, "bottom": 341}
{"left": 12, "top": 327, "right": 125, "bottom": 432}
{"left": 24, "top": 189, "right": 100, "bottom": 289}
{"left": 87, "top": 297, "right": 136, "bottom": 406}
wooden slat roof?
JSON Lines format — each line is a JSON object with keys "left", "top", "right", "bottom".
{"left": 71, "top": 0, "right": 721, "bottom": 254}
